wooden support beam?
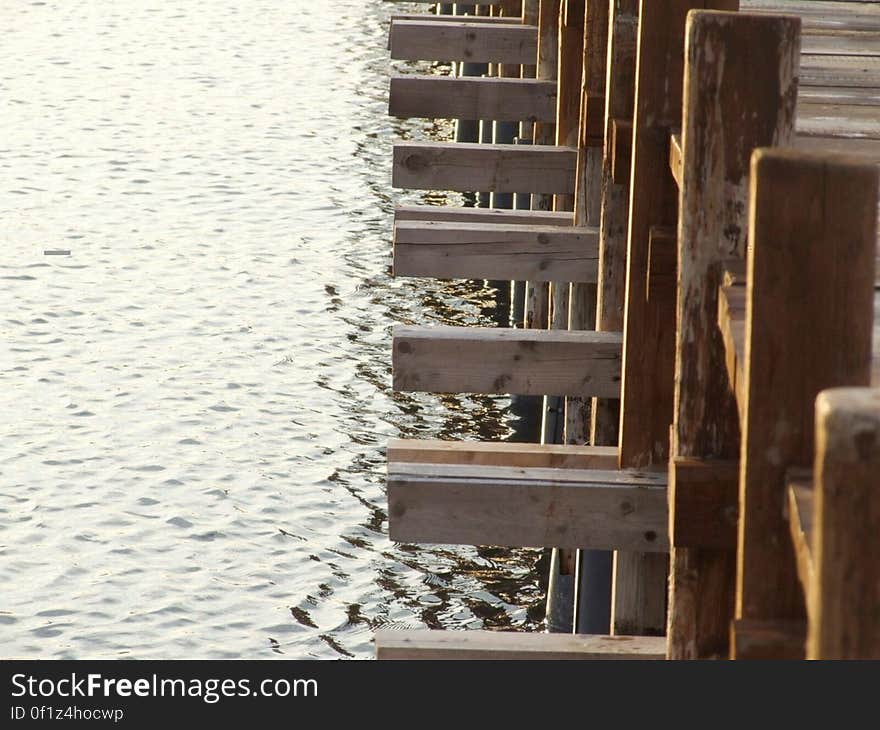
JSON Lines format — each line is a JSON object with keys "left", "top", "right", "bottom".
{"left": 809, "top": 388, "right": 880, "bottom": 659}
{"left": 375, "top": 629, "right": 667, "bottom": 660}
{"left": 389, "top": 75, "right": 557, "bottom": 123}
{"left": 392, "top": 325, "right": 622, "bottom": 397}
{"left": 394, "top": 205, "right": 573, "bottom": 227}
{"left": 670, "top": 9, "right": 799, "bottom": 661}
{"left": 387, "top": 438, "right": 618, "bottom": 469}
{"left": 669, "top": 457, "right": 739, "bottom": 550}
{"left": 393, "top": 221, "right": 598, "bottom": 282}
{"left": 393, "top": 142, "right": 577, "bottom": 194}
{"left": 736, "top": 151, "right": 877, "bottom": 654}
{"left": 387, "top": 462, "right": 668, "bottom": 551}
{"left": 389, "top": 20, "right": 538, "bottom": 65}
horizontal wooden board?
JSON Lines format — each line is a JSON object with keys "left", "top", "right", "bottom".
{"left": 387, "top": 462, "right": 668, "bottom": 551}
{"left": 393, "top": 221, "right": 598, "bottom": 282}
{"left": 387, "top": 439, "right": 619, "bottom": 469}
{"left": 744, "top": 1, "right": 880, "bottom": 31}
{"left": 392, "top": 325, "right": 622, "bottom": 397}
{"left": 797, "top": 102, "right": 880, "bottom": 140}
{"left": 393, "top": 142, "right": 577, "bottom": 194}
{"left": 394, "top": 205, "right": 573, "bottom": 226}
{"left": 375, "top": 629, "right": 667, "bottom": 660}
{"left": 390, "top": 75, "right": 557, "bottom": 122}
{"left": 390, "top": 20, "right": 538, "bottom": 65}
{"left": 800, "top": 54, "right": 880, "bottom": 88}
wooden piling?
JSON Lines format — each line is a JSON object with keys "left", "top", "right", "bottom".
{"left": 671, "top": 9, "right": 800, "bottom": 660}
{"left": 736, "top": 149, "right": 876, "bottom": 657}
{"left": 810, "top": 388, "right": 880, "bottom": 659}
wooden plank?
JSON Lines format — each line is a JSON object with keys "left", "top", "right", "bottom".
{"left": 392, "top": 220, "right": 598, "bottom": 282}
{"left": 801, "top": 30, "right": 880, "bottom": 58}
{"left": 736, "top": 151, "right": 877, "bottom": 646}
{"left": 394, "top": 205, "right": 573, "bottom": 226}
{"left": 393, "top": 142, "right": 577, "bottom": 194}
{"left": 387, "top": 462, "right": 668, "bottom": 551}
{"left": 797, "top": 102, "right": 880, "bottom": 140}
{"left": 810, "top": 388, "right": 880, "bottom": 659}
{"left": 743, "top": 1, "right": 880, "bottom": 32}
{"left": 389, "top": 20, "right": 538, "bottom": 65}
{"left": 391, "top": 14, "right": 515, "bottom": 24}
{"left": 800, "top": 54, "right": 880, "bottom": 88}
{"left": 392, "top": 325, "right": 622, "bottom": 397}
{"left": 670, "top": 10, "right": 799, "bottom": 661}
{"left": 669, "top": 457, "right": 739, "bottom": 550}
{"left": 387, "top": 439, "right": 618, "bottom": 469}
{"left": 389, "top": 75, "right": 557, "bottom": 123}
{"left": 786, "top": 470, "right": 815, "bottom": 615}
{"left": 375, "top": 629, "right": 667, "bottom": 660}
{"left": 798, "top": 86, "right": 880, "bottom": 107}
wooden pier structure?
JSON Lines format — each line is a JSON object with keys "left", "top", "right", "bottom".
{"left": 377, "top": 0, "right": 880, "bottom": 660}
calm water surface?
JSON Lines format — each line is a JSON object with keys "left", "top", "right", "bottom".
{"left": 0, "top": 1, "right": 545, "bottom": 658}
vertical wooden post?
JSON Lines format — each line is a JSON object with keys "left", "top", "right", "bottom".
{"left": 811, "top": 388, "right": 880, "bottom": 659}
{"left": 545, "top": 0, "right": 584, "bottom": 631}
{"left": 672, "top": 10, "right": 799, "bottom": 660}
{"left": 572, "top": 0, "right": 613, "bottom": 635}
{"left": 738, "top": 150, "right": 876, "bottom": 656}
{"left": 618, "top": 0, "right": 732, "bottom": 649}
{"left": 526, "top": 0, "right": 562, "bottom": 331}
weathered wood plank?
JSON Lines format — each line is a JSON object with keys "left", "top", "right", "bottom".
{"left": 387, "top": 439, "right": 618, "bottom": 469}
{"left": 375, "top": 629, "right": 667, "bottom": 660}
{"left": 670, "top": 10, "right": 799, "bottom": 661}
{"left": 393, "top": 142, "right": 577, "bottom": 194}
{"left": 393, "top": 221, "right": 598, "bottom": 282}
{"left": 392, "top": 325, "right": 622, "bottom": 397}
{"left": 389, "top": 20, "right": 538, "bottom": 65}
{"left": 389, "top": 75, "right": 557, "bottom": 123}
{"left": 736, "top": 150, "right": 877, "bottom": 648}
{"left": 387, "top": 462, "right": 668, "bottom": 551}
{"left": 809, "top": 388, "right": 880, "bottom": 659}
{"left": 797, "top": 102, "right": 880, "bottom": 140}
{"left": 744, "top": 0, "right": 880, "bottom": 32}
{"left": 394, "top": 205, "right": 573, "bottom": 226}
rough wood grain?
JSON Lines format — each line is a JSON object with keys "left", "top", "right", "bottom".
{"left": 389, "top": 75, "right": 557, "bottom": 123}
{"left": 387, "top": 438, "right": 618, "bottom": 469}
{"left": 736, "top": 151, "right": 877, "bottom": 650}
{"left": 809, "top": 388, "right": 880, "bottom": 659}
{"left": 669, "top": 457, "right": 739, "bottom": 550}
{"left": 393, "top": 142, "right": 577, "bottom": 194}
{"left": 375, "top": 629, "right": 667, "bottom": 660}
{"left": 392, "top": 325, "right": 622, "bottom": 397}
{"left": 387, "top": 461, "right": 668, "bottom": 551}
{"left": 394, "top": 205, "right": 573, "bottom": 226}
{"left": 670, "top": 9, "right": 799, "bottom": 661}
{"left": 390, "top": 20, "right": 538, "bottom": 64}
{"left": 393, "top": 220, "right": 598, "bottom": 282}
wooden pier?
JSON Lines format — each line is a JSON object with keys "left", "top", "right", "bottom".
{"left": 378, "top": 0, "right": 880, "bottom": 659}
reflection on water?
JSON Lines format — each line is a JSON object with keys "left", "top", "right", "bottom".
{"left": 0, "top": 1, "right": 545, "bottom": 658}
